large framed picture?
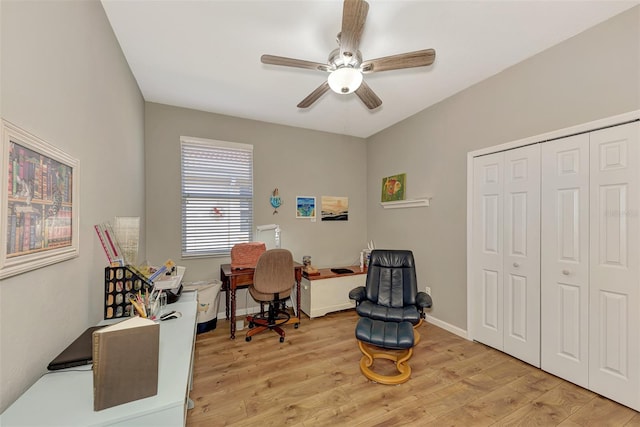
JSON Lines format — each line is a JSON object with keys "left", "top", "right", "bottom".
{"left": 1, "top": 121, "right": 79, "bottom": 279}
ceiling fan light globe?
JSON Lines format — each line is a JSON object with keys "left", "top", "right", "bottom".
{"left": 328, "top": 67, "right": 363, "bottom": 94}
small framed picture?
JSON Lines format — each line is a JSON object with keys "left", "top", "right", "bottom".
{"left": 321, "top": 196, "right": 348, "bottom": 221}
{"left": 296, "top": 196, "right": 316, "bottom": 219}
{"left": 381, "top": 173, "right": 406, "bottom": 203}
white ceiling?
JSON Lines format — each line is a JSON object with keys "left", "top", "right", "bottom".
{"left": 101, "top": 0, "right": 639, "bottom": 138}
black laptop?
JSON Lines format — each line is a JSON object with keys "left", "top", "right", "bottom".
{"left": 47, "top": 326, "right": 104, "bottom": 371}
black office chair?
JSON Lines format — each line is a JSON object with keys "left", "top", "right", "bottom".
{"left": 245, "top": 249, "right": 295, "bottom": 343}
{"left": 349, "top": 249, "right": 432, "bottom": 384}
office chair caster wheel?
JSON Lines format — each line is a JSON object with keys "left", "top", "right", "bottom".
{"left": 245, "top": 336, "right": 252, "bottom": 342}
{"left": 248, "top": 322, "right": 254, "bottom": 329}
{"left": 294, "top": 323, "right": 299, "bottom": 329}
{"left": 279, "top": 337, "right": 285, "bottom": 343}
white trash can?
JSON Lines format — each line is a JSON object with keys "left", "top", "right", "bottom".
{"left": 184, "top": 280, "right": 221, "bottom": 334}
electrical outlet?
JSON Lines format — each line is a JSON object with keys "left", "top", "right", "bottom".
{"left": 425, "top": 286, "right": 431, "bottom": 296}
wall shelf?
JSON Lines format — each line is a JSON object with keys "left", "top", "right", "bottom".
{"left": 380, "top": 198, "right": 430, "bottom": 209}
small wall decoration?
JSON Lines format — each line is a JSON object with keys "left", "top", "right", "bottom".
{"left": 321, "top": 196, "right": 349, "bottom": 221}
{"left": 381, "top": 173, "right": 406, "bottom": 203}
{"left": 296, "top": 196, "right": 316, "bottom": 219}
{"left": 270, "top": 188, "right": 282, "bottom": 214}
{"left": 1, "top": 120, "right": 79, "bottom": 279}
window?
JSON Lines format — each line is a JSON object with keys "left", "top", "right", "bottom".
{"left": 180, "top": 137, "right": 253, "bottom": 257}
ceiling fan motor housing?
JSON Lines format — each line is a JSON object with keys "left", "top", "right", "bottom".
{"left": 328, "top": 47, "right": 362, "bottom": 70}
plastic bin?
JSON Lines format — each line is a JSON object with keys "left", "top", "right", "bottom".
{"left": 183, "top": 280, "right": 222, "bottom": 334}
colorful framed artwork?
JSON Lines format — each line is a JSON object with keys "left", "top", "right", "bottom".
{"left": 0, "top": 120, "right": 79, "bottom": 279}
{"left": 381, "top": 173, "right": 406, "bottom": 203}
{"left": 296, "top": 196, "right": 316, "bottom": 219}
{"left": 321, "top": 196, "right": 348, "bottom": 221}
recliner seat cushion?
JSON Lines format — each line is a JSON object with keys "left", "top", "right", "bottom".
{"left": 356, "top": 317, "right": 414, "bottom": 350}
{"left": 356, "top": 300, "right": 420, "bottom": 324}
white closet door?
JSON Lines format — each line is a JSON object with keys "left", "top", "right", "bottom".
{"left": 471, "top": 152, "right": 504, "bottom": 350}
{"left": 589, "top": 122, "right": 640, "bottom": 410}
{"left": 503, "top": 145, "right": 541, "bottom": 367}
{"left": 541, "top": 133, "right": 590, "bottom": 387}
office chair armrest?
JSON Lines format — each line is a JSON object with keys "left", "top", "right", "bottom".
{"left": 416, "top": 291, "right": 432, "bottom": 309}
{"left": 349, "top": 286, "right": 366, "bottom": 302}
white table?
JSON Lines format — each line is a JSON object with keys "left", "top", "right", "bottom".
{"left": 0, "top": 291, "right": 198, "bottom": 426}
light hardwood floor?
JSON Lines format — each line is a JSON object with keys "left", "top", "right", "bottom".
{"left": 186, "top": 310, "right": 640, "bottom": 426}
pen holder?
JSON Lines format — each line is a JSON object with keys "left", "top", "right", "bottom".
{"left": 147, "top": 292, "right": 167, "bottom": 320}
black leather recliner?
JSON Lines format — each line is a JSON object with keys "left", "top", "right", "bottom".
{"left": 350, "top": 249, "right": 432, "bottom": 384}
{"left": 349, "top": 249, "right": 432, "bottom": 325}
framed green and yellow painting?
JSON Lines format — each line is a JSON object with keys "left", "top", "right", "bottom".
{"left": 381, "top": 173, "right": 406, "bottom": 203}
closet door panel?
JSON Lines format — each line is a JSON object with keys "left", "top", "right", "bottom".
{"left": 541, "top": 134, "right": 590, "bottom": 387}
{"left": 589, "top": 122, "right": 640, "bottom": 410}
{"left": 503, "top": 145, "right": 541, "bottom": 367}
{"left": 471, "top": 153, "right": 504, "bottom": 350}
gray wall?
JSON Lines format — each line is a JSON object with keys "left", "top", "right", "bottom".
{"left": 145, "top": 103, "right": 367, "bottom": 313}
{"left": 0, "top": 0, "right": 145, "bottom": 412}
{"left": 366, "top": 6, "right": 640, "bottom": 331}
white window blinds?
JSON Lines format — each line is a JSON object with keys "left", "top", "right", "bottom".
{"left": 180, "top": 137, "right": 253, "bottom": 257}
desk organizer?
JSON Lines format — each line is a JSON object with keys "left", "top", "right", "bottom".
{"left": 104, "top": 266, "right": 153, "bottom": 319}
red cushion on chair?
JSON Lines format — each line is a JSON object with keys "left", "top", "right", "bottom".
{"left": 231, "top": 242, "right": 266, "bottom": 269}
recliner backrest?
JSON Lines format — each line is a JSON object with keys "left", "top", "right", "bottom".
{"left": 253, "top": 249, "right": 294, "bottom": 295}
{"left": 365, "top": 250, "right": 418, "bottom": 308}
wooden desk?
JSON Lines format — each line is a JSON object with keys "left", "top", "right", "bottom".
{"left": 220, "top": 263, "right": 302, "bottom": 339}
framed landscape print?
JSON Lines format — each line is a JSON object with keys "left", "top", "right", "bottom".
{"left": 321, "top": 196, "right": 348, "bottom": 221}
{"left": 1, "top": 121, "right": 79, "bottom": 279}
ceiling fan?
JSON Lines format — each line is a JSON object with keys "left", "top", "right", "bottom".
{"left": 261, "top": 0, "right": 436, "bottom": 110}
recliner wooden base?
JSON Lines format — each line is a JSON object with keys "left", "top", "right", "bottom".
{"left": 357, "top": 340, "right": 413, "bottom": 384}
{"left": 356, "top": 326, "right": 421, "bottom": 385}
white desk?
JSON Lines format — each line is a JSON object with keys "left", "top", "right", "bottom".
{"left": 0, "top": 291, "right": 198, "bottom": 426}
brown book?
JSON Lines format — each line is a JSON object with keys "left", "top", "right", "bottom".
{"left": 92, "top": 317, "right": 160, "bottom": 411}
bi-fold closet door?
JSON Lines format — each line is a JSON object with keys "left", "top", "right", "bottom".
{"left": 470, "top": 144, "right": 541, "bottom": 367}
{"left": 541, "top": 122, "right": 640, "bottom": 410}
{"left": 470, "top": 120, "right": 639, "bottom": 411}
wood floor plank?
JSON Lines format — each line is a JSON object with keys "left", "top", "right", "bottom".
{"left": 186, "top": 310, "right": 639, "bottom": 426}
{"left": 559, "top": 395, "right": 638, "bottom": 426}
{"left": 493, "top": 382, "right": 596, "bottom": 426}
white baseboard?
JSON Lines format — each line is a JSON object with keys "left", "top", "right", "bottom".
{"left": 424, "top": 314, "right": 469, "bottom": 340}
